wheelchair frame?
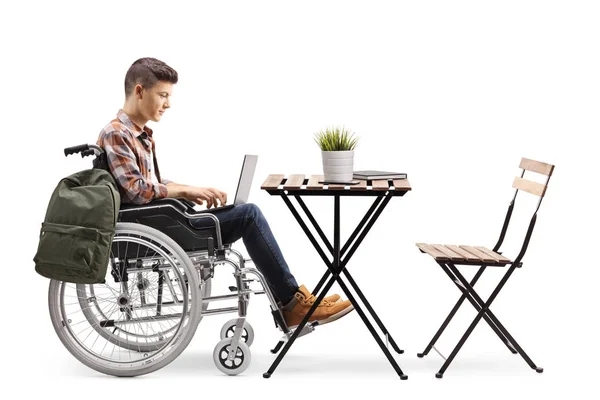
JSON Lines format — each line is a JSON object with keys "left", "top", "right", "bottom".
{"left": 48, "top": 144, "right": 296, "bottom": 376}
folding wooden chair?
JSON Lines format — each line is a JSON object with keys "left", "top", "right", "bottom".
{"left": 415, "top": 157, "right": 554, "bottom": 378}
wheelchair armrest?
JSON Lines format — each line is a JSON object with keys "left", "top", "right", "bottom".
{"left": 120, "top": 198, "right": 195, "bottom": 213}
{"left": 157, "top": 197, "right": 197, "bottom": 212}
{"left": 118, "top": 198, "right": 225, "bottom": 252}
{"left": 172, "top": 198, "right": 199, "bottom": 212}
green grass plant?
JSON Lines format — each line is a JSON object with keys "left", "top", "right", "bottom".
{"left": 314, "top": 125, "right": 359, "bottom": 151}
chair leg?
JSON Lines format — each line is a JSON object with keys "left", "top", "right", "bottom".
{"left": 448, "top": 264, "right": 544, "bottom": 373}
{"left": 436, "top": 306, "right": 488, "bottom": 378}
{"left": 418, "top": 265, "right": 517, "bottom": 357}
{"left": 417, "top": 275, "right": 477, "bottom": 358}
{"left": 442, "top": 264, "right": 518, "bottom": 355}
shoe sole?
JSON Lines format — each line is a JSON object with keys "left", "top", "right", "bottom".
{"left": 287, "top": 304, "right": 355, "bottom": 330}
{"left": 316, "top": 304, "right": 355, "bottom": 326}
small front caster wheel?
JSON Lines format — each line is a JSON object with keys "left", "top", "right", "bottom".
{"left": 436, "top": 373, "right": 444, "bottom": 379}
{"left": 417, "top": 353, "right": 425, "bottom": 358}
{"left": 220, "top": 318, "right": 255, "bottom": 347}
{"left": 535, "top": 367, "right": 544, "bottom": 373}
{"left": 400, "top": 374, "right": 408, "bottom": 380}
{"left": 213, "top": 338, "right": 251, "bottom": 375}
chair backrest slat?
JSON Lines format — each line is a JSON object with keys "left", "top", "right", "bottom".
{"left": 512, "top": 176, "right": 547, "bottom": 197}
{"left": 494, "top": 157, "right": 555, "bottom": 261}
{"left": 519, "top": 158, "right": 555, "bottom": 176}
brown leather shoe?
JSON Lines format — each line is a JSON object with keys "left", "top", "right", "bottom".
{"left": 298, "top": 285, "right": 341, "bottom": 303}
{"left": 282, "top": 285, "right": 354, "bottom": 328}
{"left": 324, "top": 293, "right": 341, "bottom": 303}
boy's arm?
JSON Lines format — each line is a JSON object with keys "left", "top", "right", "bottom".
{"left": 100, "top": 132, "right": 225, "bottom": 207}
{"left": 101, "top": 131, "right": 168, "bottom": 204}
{"left": 164, "top": 182, "right": 227, "bottom": 208}
{"left": 164, "top": 182, "right": 190, "bottom": 198}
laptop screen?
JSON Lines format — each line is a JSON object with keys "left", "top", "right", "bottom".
{"left": 233, "top": 155, "right": 258, "bottom": 205}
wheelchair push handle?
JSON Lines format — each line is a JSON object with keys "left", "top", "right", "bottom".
{"left": 64, "top": 144, "right": 89, "bottom": 156}
{"left": 64, "top": 144, "right": 103, "bottom": 158}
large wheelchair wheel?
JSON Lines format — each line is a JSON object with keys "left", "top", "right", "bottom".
{"left": 48, "top": 222, "right": 201, "bottom": 377}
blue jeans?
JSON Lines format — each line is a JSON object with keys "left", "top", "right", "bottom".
{"left": 189, "top": 203, "right": 299, "bottom": 304}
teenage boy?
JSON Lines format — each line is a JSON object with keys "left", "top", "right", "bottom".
{"left": 96, "top": 57, "right": 354, "bottom": 328}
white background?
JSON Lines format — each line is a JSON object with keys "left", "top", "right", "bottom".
{"left": 1, "top": 0, "right": 598, "bottom": 398}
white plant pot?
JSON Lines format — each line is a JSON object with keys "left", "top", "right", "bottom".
{"left": 322, "top": 150, "right": 354, "bottom": 182}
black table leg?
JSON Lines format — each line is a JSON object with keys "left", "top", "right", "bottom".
{"left": 330, "top": 195, "right": 407, "bottom": 378}
{"left": 264, "top": 192, "right": 407, "bottom": 379}
{"left": 264, "top": 195, "right": 341, "bottom": 378}
{"left": 263, "top": 275, "right": 337, "bottom": 378}
{"left": 334, "top": 193, "right": 405, "bottom": 355}
{"left": 298, "top": 193, "right": 405, "bottom": 355}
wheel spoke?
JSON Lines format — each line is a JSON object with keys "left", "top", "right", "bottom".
{"left": 49, "top": 223, "right": 200, "bottom": 376}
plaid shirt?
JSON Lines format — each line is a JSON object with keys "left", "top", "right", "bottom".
{"left": 97, "top": 110, "right": 171, "bottom": 204}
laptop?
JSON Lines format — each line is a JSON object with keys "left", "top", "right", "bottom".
{"left": 208, "top": 154, "right": 258, "bottom": 211}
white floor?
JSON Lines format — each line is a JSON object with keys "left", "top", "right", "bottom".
{"left": 17, "top": 280, "right": 594, "bottom": 400}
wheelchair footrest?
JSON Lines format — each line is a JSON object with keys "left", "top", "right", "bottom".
{"left": 287, "top": 322, "right": 317, "bottom": 339}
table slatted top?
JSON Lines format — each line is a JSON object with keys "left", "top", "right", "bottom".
{"left": 261, "top": 174, "right": 411, "bottom": 194}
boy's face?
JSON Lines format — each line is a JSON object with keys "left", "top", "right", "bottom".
{"left": 135, "top": 81, "right": 173, "bottom": 123}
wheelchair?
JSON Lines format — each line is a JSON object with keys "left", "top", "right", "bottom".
{"left": 47, "top": 144, "right": 298, "bottom": 377}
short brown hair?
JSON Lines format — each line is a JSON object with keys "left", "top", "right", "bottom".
{"left": 124, "top": 57, "right": 178, "bottom": 97}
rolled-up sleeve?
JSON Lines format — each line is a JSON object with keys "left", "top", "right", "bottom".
{"left": 100, "top": 131, "right": 168, "bottom": 204}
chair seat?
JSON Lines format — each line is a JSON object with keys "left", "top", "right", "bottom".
{"left": 416, "top": 243, "right": 512, "bottom": 266}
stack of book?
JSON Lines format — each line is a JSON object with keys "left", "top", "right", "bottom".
{"left": 352, "top": 170, "right": 407, "bottom": 180}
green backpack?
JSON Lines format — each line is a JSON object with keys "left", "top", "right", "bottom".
{"left": 34, "top": 168, "right": 121, "bottom": 284}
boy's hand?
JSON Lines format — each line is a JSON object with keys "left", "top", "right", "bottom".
{"left": 186, "top": 187, "right": 227, "bottom": 208}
